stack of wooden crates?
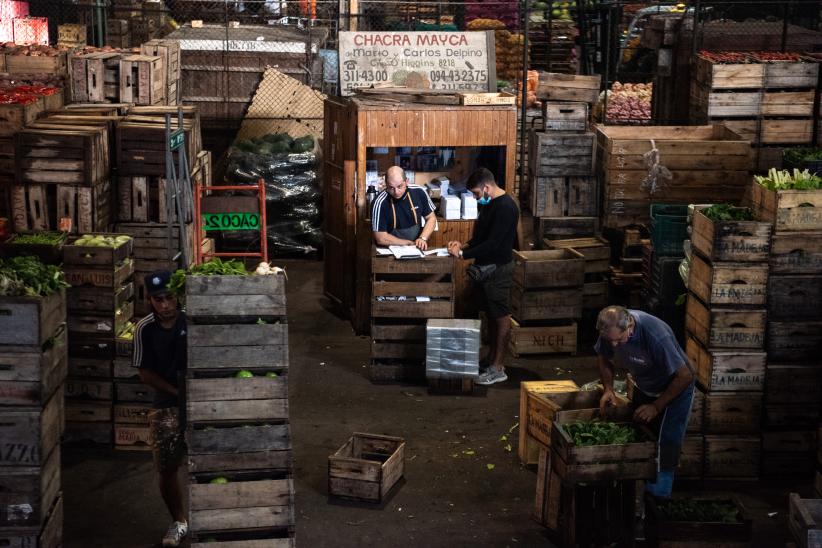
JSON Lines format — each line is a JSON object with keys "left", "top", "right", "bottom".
{"left": 62, "top": 236, "right": 136, "bottom": 446}
{"left": 369, "top": 254, "right": 455, "bottom": 383}
{"left": 748, "top": 180, "right": 822, "bottom": 478}
{"left": 184, "top": 272, "right": 294, "bottom": 545}
{"left": 684, "top": 204, "right": 772, "bottom": 480}
{"left": 509, "top": 249, "right": 583, "bottom": 357}
{"left": 529, "top": 75, "right": 598, "bottom": 246}
{"left": 112, "top": 319, "right": 154, "bottom": 450}
{"left": 690, "top": 53, "right": 819, "bottom": 169}
{"left": 0, "top": 288, "right": 66, "bottom": 548}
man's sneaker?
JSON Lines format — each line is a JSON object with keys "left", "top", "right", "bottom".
{"left": 476, "top": 368, "right": 507, "bottom": 385}
{"left": 162, "top": 521, "right": 188, "bottom": 547}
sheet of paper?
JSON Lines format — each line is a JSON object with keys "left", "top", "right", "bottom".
{"left": 415, "top": 296, "right": 431, "bottom": 302}
{"left": 389, "top": 245, "right": 424, "bottom": 259}
{"left": 376, "top": 247, "right": 393, "bottom": 256}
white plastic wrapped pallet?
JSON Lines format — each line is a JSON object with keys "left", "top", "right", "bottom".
{"left": 425, "top": 319, "right": 481, "bottom": 380}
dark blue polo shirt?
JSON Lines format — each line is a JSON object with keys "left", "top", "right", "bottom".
{"left": 371, "top": 185, "right": 435, "bottom": 232}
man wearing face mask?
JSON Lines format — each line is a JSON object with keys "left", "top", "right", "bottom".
{"left": 594, "top": 305, "right": 694, "bottom": 499}
{"left": 447, "top": 167, "right": 519, "bottom": 385}
{"left": 372, "top": 165, "right": 437, "bottom": 250}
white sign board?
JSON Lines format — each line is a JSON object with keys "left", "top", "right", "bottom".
{"left": 338, "top": 31, "right": 495, "bottom": 96}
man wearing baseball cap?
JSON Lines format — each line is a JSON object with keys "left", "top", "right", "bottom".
{"left": 133, "top": 270, "right": 189, "bottom": 547}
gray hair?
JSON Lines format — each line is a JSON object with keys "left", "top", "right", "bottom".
{"left": 596, "top": 306, "right": 635, "bottom": 333}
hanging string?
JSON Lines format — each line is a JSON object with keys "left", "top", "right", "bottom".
{"left": 641, "top": 138, "right": 672, "bottom": 195}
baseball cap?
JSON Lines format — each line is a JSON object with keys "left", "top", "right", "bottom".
{"left": 145, "top": 270, "right": 172, "bottom": 297}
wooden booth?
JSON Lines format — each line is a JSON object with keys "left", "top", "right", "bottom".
{"left": 323, "top": 97, "right": 518, "bottom": 335}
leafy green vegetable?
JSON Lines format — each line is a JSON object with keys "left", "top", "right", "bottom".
{"left": 700, "top": 204, "right": 754, "bottom": 222}
{"left": 0, "top": 256, "right": 69, "bottom": 296}
{"left": 658, "top": 498, "right": 740, "bottom": 523}
{"left": 10, "top": 232, "right": 67, "bottom": 245}
{"left": 167, "top": 258, "right": 249, "bottom": 298}
{"left": 564, "top": 420, "right": 639, "bottom": 446}
{"left": 784, "top": 147, "right": 822, "bottom": 164}
{"left": 754, "top": 168, "right": 822, "bottom": 191}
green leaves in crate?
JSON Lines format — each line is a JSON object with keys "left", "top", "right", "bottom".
{"left": 658, "top": 498, "right": 740, "bottom": 523}
{"left": 754, "top": 168, "right": 822, "bottom": 191}
{"left": 167, "top": 258, "right": 249, "bottom": 298}
{"left": 700, "top": 204, "right": 754, "bottom": 222}
{"left": 564, "top": 420, "right": 639, "bottom": 446}
{"left": 0, "top": 256, "right": 68, "bottom": 296}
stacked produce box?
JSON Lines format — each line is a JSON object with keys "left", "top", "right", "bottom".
{"left": 747, "top": 172, "right": 822, "bottom": 478}
{"left": 509, "top": 249, "right": 583, "bottom": 357}
{"left": 112, "top": 319, "right": 154, "bottom": 450}
{"left": 370, "top": 254, "right": 455, "bottom": 383}
{"left": 62, "top": 234, "right": 135, "bottom": 446}
{"left": 684, "top": 204, "right": 772, "bottom": 480}
{"left": 690, "top": 51, "right": 819, "bottom": 169}
{"left": 184, "top": 267, "right": 294, "bottom": 545}
{"left": 0, "top": 257, "right": 67, "bottom": 547}
{"left": 643, "top": 204, "right": 688, "bottom": 337}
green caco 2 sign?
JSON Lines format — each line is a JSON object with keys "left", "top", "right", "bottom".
{"left": 202, "top": 212, "right": 261, "bottom": 231}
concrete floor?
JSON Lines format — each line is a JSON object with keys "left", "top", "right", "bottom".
{"left": 63, "top": 260, "right": 813, "bottom": 547}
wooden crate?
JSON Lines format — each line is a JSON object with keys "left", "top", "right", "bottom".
{"left": 0, "top": 390, "right": 63, "bottom": 467}
{"left": 67, "top": 300, "right": 133, "bottom": 338}
{"left": 70, "top": 52, "right": 121, "bottom": 103}
{"left": 748, "top": 182, "right": 822, "bottom": 232}
{"left": 518, "top": 380, "right": 580, "bottom": 465}
{"left": 542, "top": 101, "right": 588, "bottom": 132}
{"left": 58, "top": 24, "right": 86, "bottom": 47}
{"left": 704, "top": 392, "right": 762, "bottom": 434}
{"left": 370, "top": 321, "right": 426, "bottom": 384}
{"left": 187, "top": 323, "right": 288, "bottom": 374}
{"left": 509, "top": 319, "right": 577, "bottom": 357}
{"left": 187, "top": 375, "right": 288, "bottom": 424}
{"left": 535, "top": 216, "right": 598, "bottom": 242}
{"left": 765, "top": 364, "right": 822, "bottom": 404}
{"left": 763, "top": 430, "right": 816, "bottom": 454}
{"left": 678, "top": 435, "right": 705, "bottom": 478}
{"left": 117, "top": 176, "right": 182, "bottom": 223}
{"left": 64, "top": 420, "right": 112, "bottom": 445}
{"left": 188, "top": 473, "right": 294, "bottom": 538}
{"left": 115, "top": 380, "right": 153, "bottom": 404}
{"left": 721, "top": 118, "right": 814, "bottom": 145}
{"left": 0, "top": 446, "right": 60, "bottom": 528}
{"left": 114, "top": 403, "right": 151, "bottom": 425}
{"left": 65, "top": 378, "right": 113, "bottom": 402}
{"left": 704, "top": 435, "right": 761, "bottom": 478}
{"left": 596, "top": 125, "right": 752, "bottom": 228}
{"left": 511, "top": 285, "right": 582, "bottom": 322}
{"left": 63, "top": 235, "right": 133, "bottom": 267}
{"left": 187, "top": 423, "right": 292, "bottom": 475}
{"left": 65, "top": 400, "right": 111, "bottom": 423}
{"left": 64, "top": 259, "right": 134, "bottom": 290}
{"left": 0, "top": 96, "right": 44, "bottom": 137}
{"left": 15, "top": 125, "right": 109, "bottom": 187}
{"left": 551, "top": 407, "right": 657, "bottom": 482}
{"left": 116, "top": 118, "right": 197, "bottom": 176}
{"left": 689, "top": 387, "right": 705, "bottom": 433}
{"left": 69, "top": 335, "right": 117, "bottom": 360}
{"left": 0, "top": 494, "right": 63, "bottom": 548}
{"left": 114, "top": 222, "right": 196, "bottom": 272}
{"left": 691, "top": 86, "right": 816, "bottom": 118}
{"left": 767, "top": 321, "right": 822, "bottom": 362}
{"left": 690, "top": 209, "right": 772, "bottom": 262}
{"left": 534, "top": 448, "right": 636, "bottom": 545}
{"left": 10, "top": 181, "right": 113, "bottom": 234}
{"left": 140, "top": 39, "right": 181, "bottom": 105}
{"left": 686, "top": 336, "right": 765, "bottom": 392}
{"left": 328, "top": 433, "right": 405, "bottom": 503}
{"left": 67, "top": 282, "right": 134, "bottom": 316}
{"left": 688, "top": 254, "right": 768, "bottom": 306}
{"left": 544, "top": 236, "right": 610, "bottom": 273}
{"left": 68, "top": 357, "right": 112, "bottom": 379}
{"left": 529, "top": 131, "right": 595, "bottom": 177}
{"left": 530, "top": 176, "right": 597, "bottom": 217}
{"left": 646, "top": 496, "right": 751, "bottom": 547}
{"left": 120, "top": 55, "right": 166, "bottom": 105}
{"left": 371, "top": 255, "right": 454, "bottom": 319}
{"left": 582, "top": 275, "right": 609, "bottom": 309}
{"left": 523, "top": 385, "right": 601, "bottom": 461}
{"left": 685, "top": 295, "right": 765, "bottom": 350}
{"left": 768, "top": 274, "right": 822, "bottom": 319}
{"left": 512, "top": 249, "right": 585, "bottom": 289}
{"left": 186, "top": 273, "right": 287, "bottom": 321}
{"left": 427, "top": 377, "right": 478, "bottom": 395}
{"left": 536, "top": 72, "right": 601, "bottom": 105}
{"left": 770, "top": 231, "right": 822, "bottom": 274}
{"left": 5, "top": 51, "right": 67, "bottom": 75}
{"left": 765, "top": 404, "right": 820, "bottom": 430}
{"left": 788, "top": 493, "right": 822, "bottom": 548}
{"left": 0, "top": 335, "right": 67, "bottom": 408}
{"left": 0, "top": 290, "right": 65, "bottom": 347}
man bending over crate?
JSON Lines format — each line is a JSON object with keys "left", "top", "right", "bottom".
{"left": 133, "top": 270, "right": 189, "bottom": 547}
{"left": 594, "top": 305, "right": 694, "bottom": 499}
{"left": 447, "top": 167, "right": 519, "bottom": 386}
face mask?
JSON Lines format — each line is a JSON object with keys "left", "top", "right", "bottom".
{"left": 477, "top": 192, "right": 491, "bottom": 206}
